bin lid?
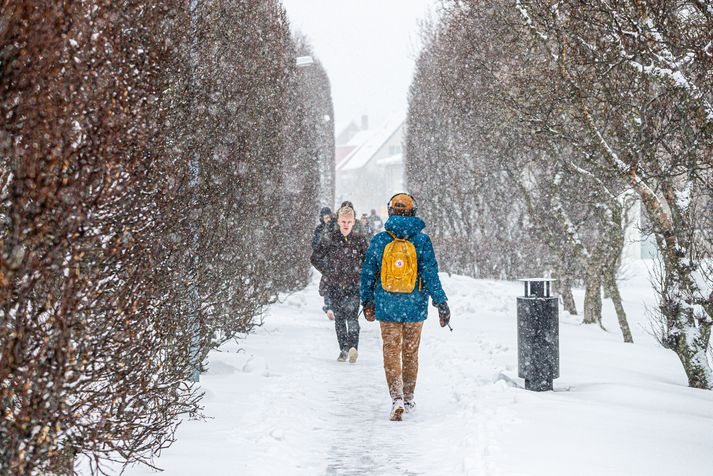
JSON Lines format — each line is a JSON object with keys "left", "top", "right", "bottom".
{"left": 519, "top": 278, "right": 556, "bottom": 298}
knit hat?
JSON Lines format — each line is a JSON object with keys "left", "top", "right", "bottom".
{"left": 320, "top": 207, "right": 332, "bottom": 218}
{"left": 387, "top": 193, "right": 417, "bottom": 217}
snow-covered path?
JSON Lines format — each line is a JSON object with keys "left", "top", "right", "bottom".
{"left": 121, "top": 267, "right": 713, "bottom": 476}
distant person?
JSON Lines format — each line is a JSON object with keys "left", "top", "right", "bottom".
{"left": 338, "top": 200, "right": 355, "bottom": 218}
{"left": 367, "top": 209, "right": 384, "bottom": 235}
{"left": 312, "top": 207, "right": 333, "bottom": 317}
{"left": 360, "top": 213, "right": 372, "bottom": 236}
{"left": 312, "top": 207, "right": 332, "bottom": 251}
{"left": 360, "top": 193, "right": 450, "bottom": 421}
{"left": 311, "top": 206, "right": 369, "bottom": 363}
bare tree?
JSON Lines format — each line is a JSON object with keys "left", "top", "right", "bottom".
{"left": 406, "top": 0, "right": 639, "bottom": 343}
{"left": 514, "top": 0, "right": 712, "bottom": 388}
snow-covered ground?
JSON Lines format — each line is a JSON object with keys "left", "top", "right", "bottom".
{"left": 121, "top": 261, "right": 713, "bottom": 476}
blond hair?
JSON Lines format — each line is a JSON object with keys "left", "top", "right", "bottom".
{"left": 337, "top": 206, "right": 355, "bottom": 220}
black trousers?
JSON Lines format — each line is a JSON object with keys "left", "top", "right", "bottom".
{"left": 328, "top": 288, "right": 360, "bottom": 351}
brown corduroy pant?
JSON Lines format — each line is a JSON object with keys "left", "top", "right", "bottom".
{"left": 379, "top": 321, "right": 424, "bottom": 402}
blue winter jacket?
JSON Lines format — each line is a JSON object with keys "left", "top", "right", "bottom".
{"left": 360, "top": 215, "right": 447, "bottom": 322}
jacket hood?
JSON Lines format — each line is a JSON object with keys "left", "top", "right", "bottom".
{"left": 384, "top": 215, "right": 425, "bottom": 239}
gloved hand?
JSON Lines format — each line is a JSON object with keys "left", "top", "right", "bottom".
{"left": 434, "top": 301, "right": 450, "bottom": 328}
{"left": 363, "top": 303, "right": 375, "bottom": 322}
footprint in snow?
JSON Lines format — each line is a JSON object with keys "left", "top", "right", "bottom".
{"left": 269, "top": 428, "right": 285, "bottom": 441}
{"left": 242, "top": 355, "right": 269, "bottom": 376}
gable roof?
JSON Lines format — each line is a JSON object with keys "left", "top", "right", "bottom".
{"left": 337, "top": 114, "right": 404, "bottom": 172}
{"left": 346, "top": 130, "right": 373, "bottom": 147}
{"left": 335, "top": 120, "right": 359, "bottom": 145}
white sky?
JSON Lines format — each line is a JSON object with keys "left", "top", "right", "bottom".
{"left": 280, "top": 0, "right": 437, "bottom": 132}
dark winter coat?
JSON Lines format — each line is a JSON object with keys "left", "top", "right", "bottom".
{"left": 311, "top": 207, "right": 332, "bottom": 251}
{"left": 311, "top": 228, "right": 369, "bottom": 295}
{"left": 312, "top": 222, "right": 329, "bottom": 251}
{"left": 360, "top": 215, "right": 447, "bottom": 322}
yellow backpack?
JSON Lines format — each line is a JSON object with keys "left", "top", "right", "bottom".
{"left": 381, "top": 231, "right": 418, "bottom": 293}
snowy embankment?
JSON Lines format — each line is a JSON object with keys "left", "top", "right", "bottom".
{"left": 121, "top": 261, "right": 713, "bottom": 476}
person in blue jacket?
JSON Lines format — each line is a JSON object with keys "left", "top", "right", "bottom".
{"left": 360, "top": 193, "right": 451, "bottom": 421}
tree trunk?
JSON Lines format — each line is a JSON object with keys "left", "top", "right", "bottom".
{"left": 621, "top": 166, "right": 711, "bottom": 388}
{"left": 583, "top": 242, "right": 606, "bottom": 327}
{"left": 602, "top": 205, "right": 633, "bottom": 343}
{"left": 583, "top": 272, "right": 602, "bottom": 326}
{"left": 660, "top": 262, "right": 713, "bottom": 389}
{"left": 672, "top": 328, "right": 712, "bottom": 389}
{"left": 560, "top": 272, "right": 578, "bottom": 315}
{"left": 554, "top": 248, "right": 579, "bottom": 316}
{"left": 603, "top": 268, "right": 633, "bottom": 343}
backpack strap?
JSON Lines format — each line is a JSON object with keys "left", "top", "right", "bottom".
{"left": 386, "top": 230, "right": 410, "bottom": 241}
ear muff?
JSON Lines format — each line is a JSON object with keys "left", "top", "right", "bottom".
{"left": 387, "top": 193, "right": 417, "bottom": 216}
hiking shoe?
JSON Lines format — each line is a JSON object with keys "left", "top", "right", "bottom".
{"left": 326, "top": 309, "right": 335, "bottom": 321}
{"left": 337, "top": 350, "right": 348, "bottom": 362}
{"left": 348, "top": 347, "right": 358, "bottom": 364}
{"left": 404, "top": 400, "right": 416, "bottom": 413}
{"left": 390, "top": 399, "right": 405, "bottom": 421}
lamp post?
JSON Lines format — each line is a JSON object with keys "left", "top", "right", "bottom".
{"left": 187, "top": 0, "right": 201, "bottom": 383}
{"left": 296, "top": 55, "right": 314, "bottom": 68}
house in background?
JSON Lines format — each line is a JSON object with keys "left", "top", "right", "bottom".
{"left": 335, "top": 113, "right": 405, "bottom": 218}
{"left": 335, "top": 130, "right": 372, "bottom": 165}
{"left": 335, "top": 115, "right": 368, "bottom": 163}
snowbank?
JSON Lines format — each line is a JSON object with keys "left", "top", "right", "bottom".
{"left": 118, "top": 263, "right": 713, "bottom": 475}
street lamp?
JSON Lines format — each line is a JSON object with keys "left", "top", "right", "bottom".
{"left": 188, "top": 0, "right": 201, "bottom": 383}
{"left": 296, "top": 55, "right": 314, "bottom": 68}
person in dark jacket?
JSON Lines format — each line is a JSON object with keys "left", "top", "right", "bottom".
{"left": 311, "top": 206, "right": 369, "bottom": 363}
{"left": 311, "top": 207, "right": 332, "bottom": 251}
{"left": 360, "top": 193, "right": 450, "bottom": 421}
{"left": 312, "top": 207, "right": 334, "bottom": 317}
